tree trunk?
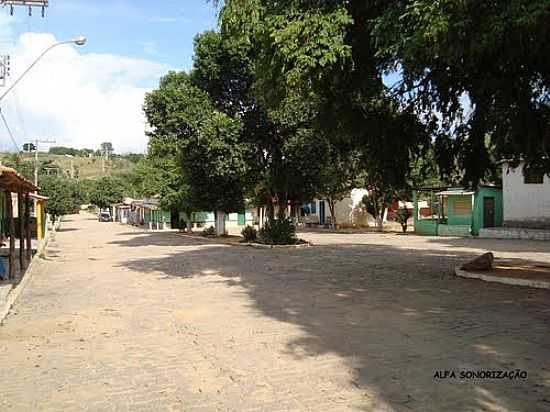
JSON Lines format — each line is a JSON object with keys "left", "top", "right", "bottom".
{"left": 18, "top": 193, "right": 26, "bottom": 270}
{"left": 186, "top": 217, "right": 193, "bottom": 233}
{"left": 276, "top": 193, "right": 288, "bottom": 220}
{"left": 215, "top": 210, "right": 226, "bottom": 236}
{"left": 25, "top": 194, "right": 32, "bottom": 263}
{"left": 266, "top": 202, "right": 275, "bottom": 221}
{"left": 7, "top": 192, "right": 15, "bottom": 279}
{"left": 328, "top": 197, "right": 337, "bottom": 230}
{"left": 376, "top": 214, "right": 384, "bottom": 232}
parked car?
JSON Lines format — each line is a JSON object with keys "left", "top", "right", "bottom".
{"left": 98, "top": 211, "right": 112, "bottom": 222}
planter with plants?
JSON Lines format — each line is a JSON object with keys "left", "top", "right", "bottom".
{"left": 395, "top": 206, "right": 411, "bottom": 233}
{"left": 241, "top": 219, "right": 310, "bottom": 248}
{"left": 201, "top": 226, "right": 217, "bottom": 237}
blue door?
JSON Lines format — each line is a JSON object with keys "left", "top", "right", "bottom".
{"left": 319, "top": 200, "right": 325, "bottom": 225}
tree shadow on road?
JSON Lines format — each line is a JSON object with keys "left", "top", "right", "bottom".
{"left": 114, "top": 232, "right": 550, "bottom": 411}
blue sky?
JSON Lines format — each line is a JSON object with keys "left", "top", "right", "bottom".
{"left": 3, "top": 0, "right": 220, "bottom": 84}
{"left": 0, "top": 0, "right": 220, "bottom": 152}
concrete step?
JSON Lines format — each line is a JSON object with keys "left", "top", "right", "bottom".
{"left": 479, "top": 227, "right": 550, "bottom": 241}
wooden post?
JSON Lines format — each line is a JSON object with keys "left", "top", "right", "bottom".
{"left": 7, "top": 192, "right": 15, "bottom": 279}
{"left": 25, "top": 193, "right": 32, "bottom": 263}
{"left": 18, "top": 192, "right": 26, "bottom": 269}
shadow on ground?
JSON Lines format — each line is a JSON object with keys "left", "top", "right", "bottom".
{"left": 114, "top": 232, "right": 550, "bottom": 411}
{"left": 56, "top": 228, "right": 80, "bottom": 233}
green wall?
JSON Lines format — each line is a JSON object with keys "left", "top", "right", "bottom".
{"left": 472, "top": 187, "right": 503, "bottom": 236}
{"left": 446, "top": 195, "right": 473, "bottom": 226}
{"left": 414, "top": 188, "right": 503, "bottom": 237}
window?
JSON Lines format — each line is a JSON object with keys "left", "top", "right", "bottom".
{"left": 524, "top": 167, "right": 544, "bottom": 184}
{"left": 453, "top": 198, "right": 472, "bottom": 216}
{"left": 310, "top": 201, "right": 317, "bottom": 214}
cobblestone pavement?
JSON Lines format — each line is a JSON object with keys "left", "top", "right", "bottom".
{"left": 1, "top": 214, "right": 549, "bottom": 411}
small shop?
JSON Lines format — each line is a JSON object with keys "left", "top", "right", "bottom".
{"left": 0, "top": 166, "right": 38, "bottom": 280}
{"left": 413, "top": 186, "right": 503, "bottom": 236}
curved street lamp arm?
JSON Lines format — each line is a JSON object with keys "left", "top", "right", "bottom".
{"left": 0, "top": 40, "right": 73, "bottom": 103}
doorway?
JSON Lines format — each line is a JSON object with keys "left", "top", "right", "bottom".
{"left": 483, "top": 197, "right": 495, "bottom": 228}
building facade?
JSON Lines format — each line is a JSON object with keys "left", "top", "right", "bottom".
{"left": 502, "top": 163, "right": 550, "bottom": 229}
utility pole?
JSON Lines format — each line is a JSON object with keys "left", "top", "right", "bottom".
{"left": 31, "top": 138, "right": 55, "bottom": 186}
{"left": 1, "top": 1, "right": 48, "bottom": 18}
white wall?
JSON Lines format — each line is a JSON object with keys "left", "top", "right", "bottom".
{"left": 503, "top": 164, "right": 550, "bottom": 228}
{"left": 303, "top": 189, "right": 376, "bottom": 226}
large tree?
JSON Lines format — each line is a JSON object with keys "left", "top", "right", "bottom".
{"left": 39, "top": 176, "right": 84, "bottom": 222}
{"left": 220, "top": 1, "right": 431, "bottom": 219}
{"left": 373, "top": 0, "right": 550, "bottom": 184}
{"left": 87, "top": 176, "right": 124, "bottom": 210}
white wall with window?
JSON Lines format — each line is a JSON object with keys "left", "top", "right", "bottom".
{"left": 299, "top": 189, "right": 374, "bottom": 226}
{"left": 502, "top": 162, "right": 550, "bottom": 228}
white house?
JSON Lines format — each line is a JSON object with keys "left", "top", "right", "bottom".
{"left": 299, "top": 189, "right": 377, "bottom": 227}
{"left": 502, "top": 163, "right": 550, "bottom": 229}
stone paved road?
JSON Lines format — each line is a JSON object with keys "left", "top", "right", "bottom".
{"left": 1, "top": 213, "right": 549, "bottom": 411}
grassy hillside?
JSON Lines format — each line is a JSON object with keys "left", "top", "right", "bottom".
{"left": 0, "top": 152, "right": 138, "bottom": 180}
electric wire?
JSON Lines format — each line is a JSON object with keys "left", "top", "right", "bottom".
{"left": 0, "top": 107, "right": 20, "bottom": 151}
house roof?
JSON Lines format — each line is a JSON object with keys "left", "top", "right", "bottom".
{"left": 0, "top": 166, "right": 38, "bottom": 193}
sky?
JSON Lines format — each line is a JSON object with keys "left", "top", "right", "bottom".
{"left": 0, "top": 0, "right": 219, "bottom": 154}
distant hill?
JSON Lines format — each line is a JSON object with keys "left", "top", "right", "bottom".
{"left": 0, "top": 152, "right": 140, "bottom": 180}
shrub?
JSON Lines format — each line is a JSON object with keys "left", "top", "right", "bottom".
{"left": 241, "top": 225, "right": 257, "bottom": 242}
{"left": 202, "top": 226, "right": 216, "bottom": 236}
{"left": 395, "top": 207, "right": 411, "bottom": 233}
{"left": 258, "top": 219, "right": 297, "bottom": 245}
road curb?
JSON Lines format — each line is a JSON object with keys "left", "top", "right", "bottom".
{"left": 0, "top": 218, "right": 59, "bottom": 324}
{"left": 455, "top": 266, "right": 550, "bottom": 289}
{"left": 175, "top": 232, "right": 312, "bottom": 248}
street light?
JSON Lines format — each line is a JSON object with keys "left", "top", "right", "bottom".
{"left": 0, "top": 36, "right": 87, "bottom": 102}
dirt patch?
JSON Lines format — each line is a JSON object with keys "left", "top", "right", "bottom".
{"left": 490, "top": 262, "right": 550, "bottom": 282}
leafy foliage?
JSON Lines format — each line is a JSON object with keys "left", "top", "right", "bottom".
{"left": 373, "top": 0, "right": 550, "bottom": 183}
{"left": 87, "top": 177, "right": 124, "bottom": 209}
{"left": 39, "top": 176, "right": 84, "bottom": 221}
{"left": 202, "top": 226, "right": 216, "bottom": 236}
{"left": 395, "top": 207, "right": 411, "bottom": 233}
{"left": 258, "top": 219, "right": 297, "bottom": 245}
{"left": 241, "top": 225, "right": 257, "bottom": 242}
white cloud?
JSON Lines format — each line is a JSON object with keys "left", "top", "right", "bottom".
{"left": 138, "top": 40, "right": 158, "bottom": 56}
{"left": 1, "top": 32, "right": 168, "bottom": 153}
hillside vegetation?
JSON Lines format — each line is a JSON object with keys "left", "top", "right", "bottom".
{"left": 0, "top": 152, "right": 139, "bottom": 180}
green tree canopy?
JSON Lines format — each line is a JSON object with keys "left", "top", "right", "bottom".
{"left": 373, "top": 0, "right": 550, "bottom": 184}
{"left": 39, "top": 176, "right": 83, "bottom": 221}
{"left": 87, "top": 176, "right": 124, "bottom": 209}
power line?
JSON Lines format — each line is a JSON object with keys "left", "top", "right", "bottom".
{"left": 0, "top": 107, "right": 20, "bottom": 151}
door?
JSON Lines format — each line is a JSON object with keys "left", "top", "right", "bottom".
{"left": 238, "top": 212, "right": 246, "bottom": 226}
{"left": 319, "top": 200, "right": 326, "bottom": 225}
{"left": 483, "top": 197, "right": 495, "bottom": 228}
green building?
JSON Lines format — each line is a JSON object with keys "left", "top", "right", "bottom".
{"left": 413, "top": 186, "right": 503, "bottom": 237}
{"left": 179, "top": 211, "right": 254, "bottom": 229}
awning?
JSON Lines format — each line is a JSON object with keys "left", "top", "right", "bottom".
{"left": 435, "top": 190, "right": 475, "bottom": 196}
{"left": 29, "top": 193, "right": 49, "bottom": 201}
{"left": 0, "top": 166, "right": 38, "bottom": 193}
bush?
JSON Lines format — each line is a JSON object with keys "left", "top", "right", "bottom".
{"left": 258, "top": 219, "right": 297, "bottom": 245}
{"left": 241, "top": 225, "right": 257, "bottom": 242}
{"left": 202, "top": 226, "right": 216, "bottom": 236}
{"left": 395, "top": 207, "right": 411, "bottom": 233}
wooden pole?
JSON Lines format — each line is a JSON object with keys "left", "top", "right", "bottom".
{"left": 7, "top": 192, "right": 15, "bottom": 279}
{"left": 18, "top": 192, "right": 26, "bottom": 269}
{"left": 25, "top": 193, "right": 32, "bottom": 263}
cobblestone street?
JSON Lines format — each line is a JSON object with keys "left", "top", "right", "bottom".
{"left": 1, "top": 213, "right": 549, "bottom": 411}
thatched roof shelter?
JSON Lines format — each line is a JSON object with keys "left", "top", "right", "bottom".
{"left": 0, "top": 166, "right": 38, "bottom": 193}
